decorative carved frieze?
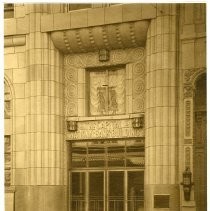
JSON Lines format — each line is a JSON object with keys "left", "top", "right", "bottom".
{"left": 183, "top": 67, "right": 206, "bottom": 99}
{"left": 51, "top": 21, "right": 149, "bottom": 54}
{"left": 184, "top": 99, "right": 193, "bottom": 139}
{"left": 183, "top": 67, "right": 205, "bottom": 84}
{"left": 65, "top": 47, "right": 145, "bottom": 68}
{"left": 66, "top": 118, "right": 144, "bottom": 140}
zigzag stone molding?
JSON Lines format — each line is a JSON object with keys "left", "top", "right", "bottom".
{"left": 51, "top": 20, "right": 149, "bottom": 54}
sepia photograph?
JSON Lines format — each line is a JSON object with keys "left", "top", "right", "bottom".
{"left": 4, "top": 2, "right": 206, "bottom": 211}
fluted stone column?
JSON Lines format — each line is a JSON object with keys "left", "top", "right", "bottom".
{"left": 145, "top": 4, "right": 180, "bottom": 211}
{"left": 14, "top": 4, "right": 66, "bottom": 211}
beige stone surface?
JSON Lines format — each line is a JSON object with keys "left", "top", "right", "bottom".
{"left": 54, "top": 13, "right": 70, "bottom": 30}
{"left": 122, "top": 4, "right": 142, "bottom": 21}
{"left": 105, "top": 5, "right": 122, "bottom": 24}
{"left": 87, "top": 7, "right": 105, "bottom": 26}
{"left": 4, "top": 18, "right": 17, "bottom": 35}
{"left": 5, "top": 192, "right": 15, "bottom": 211}
{"left": 15, "top": 5, "right": 25, "bottom": 18}
{"left": 4, "top": 3, "right": 206, "bottom": 211}
{"left": 71, "top": 9, "right": 88, "bottom": 28}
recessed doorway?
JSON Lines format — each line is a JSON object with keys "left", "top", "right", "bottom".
{"left": 69, "top": 139, "right": 145, "bottom": 211}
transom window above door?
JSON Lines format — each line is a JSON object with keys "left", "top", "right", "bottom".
{"left": 88, "top": 66, "right": 125, "bottom": 116}
{"left": 71, "top": 139, "right": 145, "bottom": 169}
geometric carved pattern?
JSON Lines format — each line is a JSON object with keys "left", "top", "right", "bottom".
{"left": 64, "top": 47, "right": 145, "bottom": 117}
{"left": 4, "top": 81, "right": 12, "bottom": 119}
{"left": 64, "top": 47, "right": 145, "bottom": 68}
{"left": 132, "top": 62, "right": 145, "bottom": 113}
{"left": 4, "top": 135, "right": 11, "bottom": 187}
{"left": 184, "top": 99, "right": 192, "bottom": 138}
{"left": 64, "top": 66, "right": 78, "bottom": 116}
{"left": 183, "top": 67, "right": 205, "bottom": 99}
{"left": 52, "top": 21, "right": 149, "bottom": 54}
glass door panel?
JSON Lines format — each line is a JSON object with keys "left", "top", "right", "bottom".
{"left": 89, "top": 172, "right": 104, "bottom": 211}
{"left": 72, "top": 172, "right": 86, "bottom": 211}
{"left": 108, "top": 171, "right": 124, "bottom": 211}
{"left": 127, "top": 171, "right": 144, "bottom": 211}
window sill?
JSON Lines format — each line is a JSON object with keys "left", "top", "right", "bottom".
{"left": 67, "top": 113, "right": 144, "bottom": 122}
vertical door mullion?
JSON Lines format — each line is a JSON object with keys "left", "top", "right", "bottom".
{"left": 107, "top": 171, "right": 109, "bottom": 211}
{"left": 124, "top": 171, "right": 127, "bottom": 211}
{"left": 69, "top": 171, "right": 71, "bottom": 211}
{"left": 104, "top": 171, "right": 106, "bottom": 211}
{"left": 85, "top": 172, "right": 89, "bottom": 211}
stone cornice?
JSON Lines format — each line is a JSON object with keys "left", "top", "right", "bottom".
{"left": 41, "top": 4, "right": 156, "bottom": 32}
{"left": 4, "top": 35, "right": 26, "bottom": 47}
{"left": 51, "top": 20, "right": 149, "bottom": 54}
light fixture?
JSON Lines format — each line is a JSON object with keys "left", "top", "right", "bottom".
{"left": 181, "top": 167, "right": 194, "bottom": 201}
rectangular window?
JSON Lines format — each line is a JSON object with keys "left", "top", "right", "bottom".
{"left": 4, "top": 4, "right": 14, "bottom": 19}
{"left": 88, "top": 66, "right": 125, "bottom": 116}
{"left": 65, "top": 4, "right": 91, "bottom": 12}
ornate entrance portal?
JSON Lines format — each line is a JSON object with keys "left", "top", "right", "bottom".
{"left": 194, "top": 74, "right": 206, "bottom": 211}
{"left": 69, "top": 140, "right": 144, "bottom": 211}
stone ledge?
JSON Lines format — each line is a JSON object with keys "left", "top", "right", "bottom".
{"left": 4, "top": 35, "right": 26, "bottom": 47}
{"left": 41, "top": 4, "right": 156, "bottom": 33}
{"left": 4, "top": 16, "right": 29, "bottom": 36}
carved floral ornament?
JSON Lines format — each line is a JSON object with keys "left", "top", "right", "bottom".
{"left": 183, "top": 67, "right": 206, "bottom": 99}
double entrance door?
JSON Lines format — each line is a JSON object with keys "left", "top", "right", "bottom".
{"left": 71, "top": 170, "right": 144, "bottom": 211}
{"left": 70, "top": 139, "right": 145, "bottom": 211}
{"left": 70, "top": 170, "right": 144, "bottom": 211}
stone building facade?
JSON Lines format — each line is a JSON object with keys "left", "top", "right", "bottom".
{"left": 4, "top": 3, "right": 206, "bottom": 211}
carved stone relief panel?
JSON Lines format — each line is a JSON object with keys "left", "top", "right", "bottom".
{"left": 132, "top": 62, "right": 145, "bottom": 113}
{"left": 64, "top": 47, "right": 145, "bottom": 118}
{"left": 182, "top": 68, "right": 205, "bottom": 143}
{"left": 184, "top": 99, "right": 193, "bottom": 139}
{"left": 66, "top": 118, "right": 144, "bottom": 140}
{"left": 4, "top": 136, "right": 11, "bottom": 187}
{"left": 64, "top": 47, "right": 145, "bottom": 68}
{"left": 183, "top": 68, "right": 205, "bottom": 99}
{"left": 4, "top": 81, "right": 12, "bottom": 119}
{"left": 64, "top": 66, "right": 78, "bottom": 116}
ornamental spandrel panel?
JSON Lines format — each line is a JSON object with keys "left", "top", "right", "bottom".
{"left": 66, "top": 118, "right": 144, "bottom": 140}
